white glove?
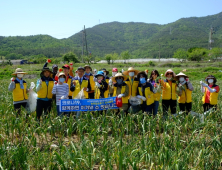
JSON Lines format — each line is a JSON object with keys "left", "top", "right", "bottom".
{"left": 118, "top": 94, "right": 124, "bottom": 98}
{"left": 95, "top": 82, "right": 101, "bottom": 88}
{"left": 11, "top": 77, "right": 15, "bottom": 82}
{"left": 136, "top": 95, "right": 142, "bottom": 99}
{"left": 93, "top": 77, "right": 98, "bottom": 82}
{"left": 200, "top": 80, "right": 203, "bottom": 85}
{"left": 141, "top": 96, "right": 147, "bottom": 101}
{"left": 109, "top": 79, "right": 113, "bottom": 86}
{"left": 39, "top": 79, "right": 42, "bottom": 85}
{"left": 201, "top": 83, "right": 208, "bottom": 87}
{"left": 61, "top": 96, "right": 66, "bottom": 99}
{"left": 122, "top": 69, "right": 124, "bottom": 73}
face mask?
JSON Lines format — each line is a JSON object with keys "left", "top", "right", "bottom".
{"left": 208, "top": 79, "right": 214, "bottom": 84}
{"left": 17, "top": 74, "right": 24, "bottom": 78}
{"left": 166, "top": 77, "right": 172, "bottom": 80}
{"left": 116, "top": 79, "right": 123, "bottom": 84}
{"left": 179, "top": 77, "right": 185, "bottom": 82}
{"left": 140, "top": 78, "right": 146, "bottom": 84}
{"left": 59, "top": 78, "right": 65, "bottom": 83}
{"left": 129, "top": 72, "right": 134, "bottom": 77}
{"left": 112, "top": 72, "right": 117, "bottom": 77}
{"left": 75, "top": 73, "right": 78, "bottom": 77}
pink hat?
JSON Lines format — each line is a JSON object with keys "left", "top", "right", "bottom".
{"left": 164, "top": 69, "right": 176, "bottom": 77}
{"left": 112, "top": 68, "right": 118, "bottom": 72}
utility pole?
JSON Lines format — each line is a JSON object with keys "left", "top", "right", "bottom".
{"left": 159, "top": 44, "right": 161, "bottom": 62}
{"left": 82, "top": 29, "right": 84, "bottom": 63}
{"left": 209, "top": 26, "right": 214, "bottom": 50}
{"left": 84, "top": 25, "right": 89, "bottom": 57}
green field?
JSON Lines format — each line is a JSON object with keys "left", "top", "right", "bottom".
{"left": 0, "top": 63, "right": 222, "bottom": 169}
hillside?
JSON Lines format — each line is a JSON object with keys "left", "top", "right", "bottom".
{"left": 0, "top": 12, "right": 222, "bottom": 59}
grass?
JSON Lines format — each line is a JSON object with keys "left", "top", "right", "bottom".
{"left": 0, "top": 63, "right": 222, "bottom": 169}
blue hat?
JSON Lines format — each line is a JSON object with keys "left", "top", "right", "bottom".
{"left": 95, "top": 71, "right": 104, "bottom": 78}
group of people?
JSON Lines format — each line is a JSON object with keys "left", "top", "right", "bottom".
{"left": 8, "top": 61, "right": 220, "bottom": 120}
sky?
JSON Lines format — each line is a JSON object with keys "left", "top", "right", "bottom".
{"left": 0, "top": 0, "right": 221, "bottom": 39}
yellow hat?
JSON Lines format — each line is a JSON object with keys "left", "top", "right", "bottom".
{"left": 123, "top": 67, "right": 140, "bottom": 76}
{"left": 111, "top": 73, "right": 127, "bottom": 83}
{"left": 12, "top": 68, "right": 27, "bottom": 75}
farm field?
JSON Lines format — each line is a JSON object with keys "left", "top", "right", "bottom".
{"left": 0, "top": 62, "right": 222, "bottom": 169}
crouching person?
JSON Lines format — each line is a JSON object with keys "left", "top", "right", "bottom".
{"left": 52, "top": 73, "right": 69, "bottom": 117}
{"left": 137, "top": 71, "right": 155, "bottom": 115}
{"left": 111, "top": 73, "right": 129, "bottom": 115}
{"left": 36, "top": 67, "right": 54, "bottom": 122}
{"left": 8, "top": 68, "right": 29, "bottom": 117}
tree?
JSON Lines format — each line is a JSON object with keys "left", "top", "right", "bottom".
{"left": 62, "top": 52, "right": 79, "bottom": 63}
{"left": 121, "top": 51, "right": 130, "bottom": 63}
{"left": 111, "top": 53, "right": 118, "bottom": 64}
{"left": 173, "top": 48, "right": 188, "bottom": 62}
{"left": 105, "top": 54, "right": 112, "bottom": 64}
{"left": 209, "top": 47, "right": 221, "bottom": 61}
{"left": 188, "top": 48, "right": 207, "bottom": 62}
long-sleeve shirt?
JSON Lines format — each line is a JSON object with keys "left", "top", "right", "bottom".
{"left": 52, "top": 83, "right": 69, "bottom": 105}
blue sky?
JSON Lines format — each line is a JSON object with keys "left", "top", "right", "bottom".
{"left": 0, "top": 0, "right": 221, "bottom": 39}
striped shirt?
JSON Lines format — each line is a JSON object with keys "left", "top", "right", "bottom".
{"left": 52, "top": 83, "right": 69, "bottom": 105}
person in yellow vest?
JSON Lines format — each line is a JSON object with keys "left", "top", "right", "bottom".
{"left": 36, "top": 67, "right": 54, "bottom": 121}
{"left": 161, "top": 69, "right": 178, "bottom": 117}
{"left": 101, "top": 68, "right": 110, "bottom": 98}
{"left": 70, "top": 67, "right": 91, "bottom": 99}
{"left": 148, "top": 70, "right": 162, "bottom": 115}
{"left": 109, "top": 68, "right": 118, "bottom": 97}
{"left": 94, "top": 71, "right": 108, "bottom": 99}
{"left": 8, "top": 68, "right": 29, "bottom": 117}
{"left": 200, "top": 75, "right": 220, "bottom": 112}
{"left": 123, "top": 67, "right": 140, "bottom": 113}
{"left": 84, "top": 65, "right": 95, "bottom": 99}
{"left": 137, "top": 71, "right": 155, "bottom": 115}
{"left": 175, "top": 72, "right": 193, "bottom": 114}
{"left": 111, "top": 73, "right": 129, "bottom": 114}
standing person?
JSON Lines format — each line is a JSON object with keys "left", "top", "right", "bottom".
{"left": 111, "top": 73, "right": 129, "bottom": 114}
{"left": 70, "top": 67, "right": 90, "bottom": 99}
{"left": 8, "top": 68, "right": 29, "bottom": 117}
{"left": 55, "top": 64, "right": 73, "bottom": 99}
{"left": 137, "top": 71, "right": 155, "bottom": 115}
{"left": 109, "top": 68, "right": 118, "bottom": 97}
{"left": 123, "top": 67, "right": 140, "bottom": 113}
{"left": 36, "top": 67, "right": 54, "bottom": 121}
{"left": 201, "top": 75, "right": 220, "bottom": 112}
{"left": 161, "top": 69, "right": 178, "bottom": 118}
{"left": 94, "top": 71, "right": 108, "bottom": 99}
{"left": 43, "top": 59, "right": 58, "bottom": 79}
{"left": 84, "top": 65, "right": 95, "bottom": 99}
{"left": 148, "top": 70, "right": 162, "bottom": 116}
{"left": 101, "top": 68, "right": 110, "bottom": 98}
{"left": 176, "top": 72, "right": 193, "bottom": 114}
{"left": 52, "top": 73, "right": 69, "bottom": 117}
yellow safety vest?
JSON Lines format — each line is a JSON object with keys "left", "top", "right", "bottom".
{"left": 125, "top": 78, "right": 139, "bottom": 98}
{"left": 113, "top": 85, "right": 129, "bottom": 103}
{"left": 162, "top": 80, "right": 177, "bottom": 100}
{"left": 37, "top": 81, "right": 54, "bottom": 99}
{"left": 138, "top": 86, "right": 154, "bottom": 105}
{"left": 72, "top": 79, "right": 89, "bottom": 99}
{"left": 65, "top": 78, "right": 73, "bottom": 97}
{"left": 94, "top": 83, "right": 108, "bottom": 99}
{"left": 13, "top": 82, "right": 28, "bottom": 102}
{"left": 178, "top": 85, "right": 192, "bottom": 103}
{"left": 104, "top": 78, "right": 109, "bottom": 98}
{"left": 89, "top": 75, "right": 95, "bottom": 91}
{"left": 202, "top": 86, "right": 219, "bottom": 105}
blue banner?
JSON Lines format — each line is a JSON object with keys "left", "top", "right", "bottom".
{"left": 60, "top": 97, "right": 118, "bottom": 112}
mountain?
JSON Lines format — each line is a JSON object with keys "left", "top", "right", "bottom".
{"left": 0, "top": 12, "right": 222, "bottom": 59}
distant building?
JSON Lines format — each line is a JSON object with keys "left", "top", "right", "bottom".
{"left": 0, "top": 60, "right": 28, "bottom": 65}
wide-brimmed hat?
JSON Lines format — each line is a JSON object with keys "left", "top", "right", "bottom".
{"left": 62, "top": 64, "right": 70, "bottom": 69}
{"left": 175, "top": 72, "right": 188, "bottom": 80}
{"left": 40, "top": 67, "right": 52, "bottom": 76}
{"left": 101, "top": 68, "right": 109, "bottom": 75}
{"left": 137, "top": 71, "right": 148, "bottom": 80}
{"left": 111, "top": 73, "right": 127, "bottom": 83}
{"left": 95, "top": 71, "right": 104, "bottom": 78}
{"left": 123, "top": 67, "right": 140, "bottom": 76}
{"left": 84, "top": 65, "right": 92, "bottom": 71}
{"left": 58, "top": 72, "right": 66, "bottom": 77}
{"left": 164, "top": 69, "right": 176, "bottom": 77}
{"left": 12, "top": 68, "right": 27, "bottom": 75}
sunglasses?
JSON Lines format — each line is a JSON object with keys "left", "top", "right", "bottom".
{"left": 166, "top": 73, "right": 173, "bottom": 75}
{"left": 116, "top": 77, "right": 123, "bottom": 79}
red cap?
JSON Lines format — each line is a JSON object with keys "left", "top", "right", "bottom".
{"left": 62, "top": 64, "right": 70, "bottom": 69}
{"left": 112, "top": 68, "right": 118, "bottom": 72}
